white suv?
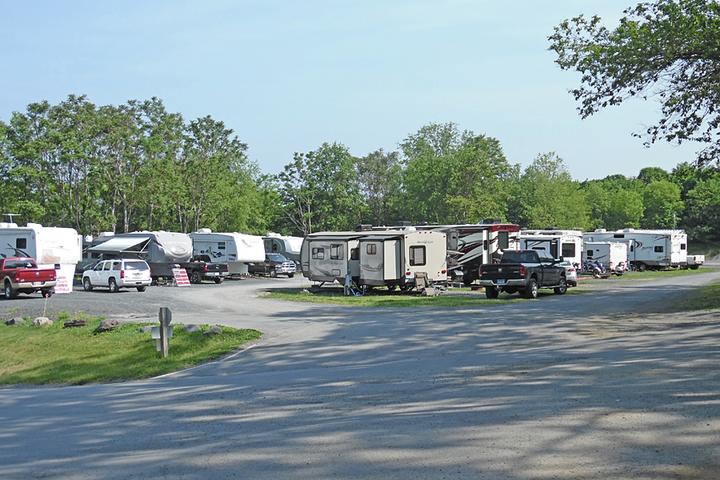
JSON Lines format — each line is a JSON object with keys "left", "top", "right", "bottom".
{"left": 82, "top": 259, "right": 152, "bottom": 293}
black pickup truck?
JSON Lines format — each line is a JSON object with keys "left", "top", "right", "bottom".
{"left": 478, "top": 250, "right": 568, "bottom": 299}
{"left": 181, "top": 255, "right": 229, "bottom": 284}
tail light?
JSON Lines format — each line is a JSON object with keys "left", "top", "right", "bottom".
{"left": 203, "top": 264, "right": 209, "bottom": 272}
{"left": 519, "top": 265, "right": 526, "bottom": 276}
{"left": 405, "top": 271, "right": 411, "bottom": 276}
{"left": 120, "top": 270, "right": 125, "bottom": 279}
{"left": 441, "top": 269, "right": 446, "bottom": 274}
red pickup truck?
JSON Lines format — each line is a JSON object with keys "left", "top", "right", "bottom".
{"left": 0, "top": 257, "right": 57, "bottom": 299}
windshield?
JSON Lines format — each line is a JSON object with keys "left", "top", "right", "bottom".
{"left": 267, "top": 254, "right": 287, "bottom": 262}
{"left": 501, "top": 251, "right": 539, "bottom": 264}
{"left": 124, "top": 261, "right": 149, "bottom": 271}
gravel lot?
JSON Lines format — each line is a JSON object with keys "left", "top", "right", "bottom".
{"left": 1, "top": 270, "right": 719, "bottom": 479}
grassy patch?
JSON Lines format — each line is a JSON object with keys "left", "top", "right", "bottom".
{"left": 263, "top": 286, "right": 583, "bottom": 307}
{"left": 0, "top": 314, "right": 260, "bottom": 385}
{"left": 612, "top": 266, "right": 716, "bottom": 281}
{"left": 668, "top": 282, "right": 720, "bottom": 312}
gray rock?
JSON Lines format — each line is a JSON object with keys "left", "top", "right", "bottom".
{"left": 5, "top": 317, "right": 25, "bottom": 326}
{"left": 138, "top": 325, "right": 154, "bottom": 333}
{"left": 185, "top": 324, "right": 200, "bottom": 333}
{"left": 32, "top": 317, "right": 53, "bottom": 327}
{"left": 94, "top": 319, "right": 119, "bottom": 333}
{"left": 204, "top": 325, "right": 222, "bottom": 336}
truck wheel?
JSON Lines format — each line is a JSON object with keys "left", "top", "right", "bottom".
{"left": 83, "top": 277, "right": 93, "bottom": 292}
{"left": 525, "top": 278, "right": 539, "bottom": 299}
{"left": 554, "top": 278, "right": 567, "bottom": 295}
{"left": 41, "top": 288, "right": 54, "bottom": 299}
{"left": 108, "top": 278, "right": 119, "bottom": 293}
{"left": 270, "top": 268, "right": 277, "bottom": 278}
{"left": 214, "top": 277, "right": 224, "bottom": 284}
{"left": 137, "top": 286, "right": 147, "bottom": 292}
{"left": 485, "top": 287, "right": 499, "bottom": 299}
{"left": 287, "top": 273, "right": 294, "bottom": 278}
{"left": 4, "top": 281, "right": 15, "bottom": 300}
{"left": 190, "top": 271, "right": 202, "bottom": 284}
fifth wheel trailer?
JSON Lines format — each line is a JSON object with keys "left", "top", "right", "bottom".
{"left": 0, "top": 222, "right": 82, "bottom": 293}
{"left": 300, "top": 231, "right": 367, "bottom": 284}
{"left": 582, "top": 229, "right": 688, "bottom": 269}
{"left": 190, "top": 229, "right": 265, "bottom": 275}
{"left": 264, "top": 233, "right": 303, "bottom": 265}
{"left": 519, "top": 230, "right": 583, "bottom": 266}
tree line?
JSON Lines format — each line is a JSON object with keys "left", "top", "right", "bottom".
{"left": 1, "top": 96, "right": 719, "bottom": 241}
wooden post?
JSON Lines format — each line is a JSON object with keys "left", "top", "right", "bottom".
{"left": 158, "top": 307, "right": 172, "bottom": 358}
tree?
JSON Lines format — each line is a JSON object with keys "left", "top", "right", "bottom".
{"left": 682, "top": 175, "right": 720, "bottom": 238}
{"left": 637, "top": 166, "right": 669, "bottom": 184}
{"left": 642, "top": 180, "right": 684, "bottom": 228}
{"left": 549, "top": 0, "right": 720, "bottom": 165}
{"left": 356, "top": 149, "right": 403, "bottom": 226}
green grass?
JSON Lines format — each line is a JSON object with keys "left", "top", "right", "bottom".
{"left": 668, "top": 282, "right": 720, "bottom": 312}
{"left": 263, "top": 286, "right": 584, "bottom": 307}
{"left": 611, "top": 266, "right": 716, "bottom": 281}
{"left": 0, "top": 314, "right": 261, "bottom": 385}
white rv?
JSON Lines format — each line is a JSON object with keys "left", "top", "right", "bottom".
{"left": 583, "top": 229, "right": 688, "bottom": 270}
{"left": 300, "top": 231, "right": 367, "bottom": 284}
{"left": 190, "top": 229, "right": 265, "bottom": 275}
{"left": 582, "top": 242, "right": 628, "bottom": 269}
{"left": 0, "top": 222, "right": 82, "bottom": 293}
{"left": 358, "top": 231, "right": 447, "bottom": 289}
{"left": 264, "top": 233, "right": 303, "bottom": 265}
{"left": 88, "top": 231, "right": 193, "bottom": 279}
{"left": 519, "top": 230, "right": 584, "bottom": 266}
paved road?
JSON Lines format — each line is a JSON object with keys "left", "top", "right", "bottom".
{"left": 1, "top": 271, "right": 719, "bottom": 479}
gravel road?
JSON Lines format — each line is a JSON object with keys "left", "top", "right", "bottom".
{"left": 1, "top": 270, "right": 719, "bottom": 479}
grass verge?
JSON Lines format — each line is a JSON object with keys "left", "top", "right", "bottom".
{"left": 667, "top": 282, "right": 720, "bottom": 312}
{"left": 612, "top": 266, "right": 716, "bottom": 281}
{"left": 0, "top": 313, "right": 261, "bottom": 385}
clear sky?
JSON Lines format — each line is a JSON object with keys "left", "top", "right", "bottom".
{"left": 0, "top": 0, "right": 698, "bottom": 180}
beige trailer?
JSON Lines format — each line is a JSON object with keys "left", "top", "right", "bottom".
{"left": 359, "top": 231, "right": 447, "bottom": 288}
{"left": 300, "top": 231, "right": 367, "bottom": 284}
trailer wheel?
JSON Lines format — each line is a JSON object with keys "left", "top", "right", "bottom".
{"left": 637, "top": 263, "right": 646, "bottom": 272}
{"left": 554, "top": 277, "right": 567, "bottom": 295}
{"left": 4, "top": 281, "right": 15, "bottom": 300}
{"left": 525, "top": 278, "right": 539, "bottom": 299}
{"left": 485, "top": 287, "right": 499, "bottom": 299}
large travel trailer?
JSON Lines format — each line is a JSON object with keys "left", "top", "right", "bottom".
{"left": 0, "top": 222, "right": 82, "bottom": 293}
{"left": 358, "top": 231, "right": 447, "bottom": 289}
{"left": 519, "top": 229, "right": 584, "bottom": 266}
{"left": 88, "top": 231, "right": 193, "bottom": 279}
{"left": 582, "top": 242, "right": 628, "bottom": 269}
{"left": 300, "top": 231, "right": 367, "bottom": 284}
{"left": 370, "top": 222, "right": 520, "bottom": 284}
{"left": 582, "top": 229, "right": 688, "bottom": 269}
{"left": 264, "top": 233, "right": 303, "bottom": 265}
{"left": 190, "top": 229, "right": 265, "bottom": 275}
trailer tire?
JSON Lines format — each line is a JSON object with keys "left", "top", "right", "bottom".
{"left": 83, "top": 277, "right": 93, "bottom": 292}
{"left": 287, "top": 273, "right": 294, "bottom": 278}
{"left": 4, "top": 281, "right": 15, "bottom": 300}
{"left": 485, "top": 287, "right": 499, "bottom": 299}
{"left": 525, "top": 278, "right": 539, "bottom": 299}
{"left": 637, "top": 263, "right": 646, "bottom": 272}
{"left": 554, "top": 277, "right": 567, "bottom": 295}
{"left": 108, "top": 278, "right": 119, "bottom": 293}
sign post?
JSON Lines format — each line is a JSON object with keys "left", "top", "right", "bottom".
{"left": 158, "top": 307, "right": 172, "bottom": 358}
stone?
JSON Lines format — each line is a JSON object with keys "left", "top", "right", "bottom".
{"left": 185, "top": 324, "right": 200, "bottom": 333}
{"left": 32, "top": 317, "right": 53, "bottom": 327}
{"left": 94, "top": 319, "right": 119, "bottom": 333}
{"left": 138, "top": 325, "right": 153, "bottom": 333}
{"left": 422, "top": 287, "right": 437, "bottom": 297}
{"left": 204, "top": 325, "right": 222, "bottom": 336}
{"left": 5, "top": 317, "right": 25, "bottom": 326}
{"left": 63, "top": 320, "right": 87, "bottom": 328}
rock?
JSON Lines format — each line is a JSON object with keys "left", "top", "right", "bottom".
{"left": 422, "top": 287, "right": 438, "bottom": 297}
{"left": 5, "top": 317, "right": 25, "bottom": 326}
{"left": 204, "top": 325, "right": 222, "bottom": 336}
{"left": 138, "top": 325, "right": 153, "bottom": 333}
{"left": 94, "top": 319, "right": 119, "bottom": 333}
{"left": 185, "top": 324, "right": 200, "bottom": 333}
{"left": 32, "top": 317, "right": 53, "bottom": 327}
{"left": 63, "top": 319, "right": 87, "bottom": 328}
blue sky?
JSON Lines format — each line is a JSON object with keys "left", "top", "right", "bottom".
{"left": 0, "top": 0, "right": 698, "bottom": 180}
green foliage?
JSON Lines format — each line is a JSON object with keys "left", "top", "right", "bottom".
{"left": 550, "top": 0, "right": 720, "bottom": 165}
{"left": 583, "top": 176, "right": 644, "bottom": 230}
{"left": 357, "top": 149, "right": 403, "bottom": 226}
{"left": 641, "top": 180, "right": 684, "bottom": 228}
{"left": 683, "top": 175, "right": 720, "bottom": 238}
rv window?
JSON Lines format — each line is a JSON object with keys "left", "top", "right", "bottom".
{"left": 366, "top": 244, "right": 377, "bottom": 255}
{"left": 680, "top": 243, "right": 686, "bottom": 250}
{"left": 15, "top": 238, "right": 27, "bottom": 249}
{"left": 497, "top": 231, "right": 509, "bottom": 250}
{"left": 483, "top": 240, "right": 488, "bottom": 251}
{"left": 218, "top": 242, "right": 226, "bottom": 250}
{"left": 561, "top": 243, "right": 576, "bottom": 259}
{"left": 613, "top": 234, "right": 625, "bottom": 239}
{"left": 330, "top": 244, "right": 342, "bottom": 260}
{"left": 586, "top": 249, "right": 593, "bottom": 258}
{"left": 311, "top": 247, "right": 324, "bottom": 260}
{"left": 350, "top": 248, "right": 359, "bottom": 260}
{"left": 654, "top": 246, "right": 664, "bottom": 253}
{"left": 409, "top": 246, "right": 426, "bottom": 266}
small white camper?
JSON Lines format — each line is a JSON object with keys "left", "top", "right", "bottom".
{"left": 190, "top": 229, "right": 265, "bottom": 275}
{"left": 0, "top": 222, "right": 82, "bottom": 293}
{"left": 582, "top": 242, "right": 628, "bottom": 269}
{"left": 264, "top": 233, "right": 303, "bottom": 265}
{"left": 583, "top": 229, "right": 688, "bottom": 269}
{"left": 519, "top": 230, "right": 583, "bottom": 266}
{"left": 300, "top": 231, "right": 366, "bottom": 283}
{"left": 358, "top": 231, "right": 447, "bottom": 288}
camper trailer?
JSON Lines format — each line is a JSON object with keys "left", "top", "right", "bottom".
{"left": 0, "top": 222, "right": 82, "bottom": 293}
{"left": 264, "top": 233, "right": 303, "bottom": 265}
{"left": 88, "top": 231, "right": 193, "bottom": 279}
{"left": 300, "top": 231, "right": 366, "bottom": 283}
{"left": 190, "top": 229, "right": 265, "bottom": 275}
{"left": 519, "top": 230, "right": 583, "bottom": 266}
{"left": 358, "top": 231, "right": 447, "bottom": 289}
{"left": 582, "top": 242, "right": 628, "bottom": 270}
{"left": 583, "top": 229, "right": 688, "bottom": 270}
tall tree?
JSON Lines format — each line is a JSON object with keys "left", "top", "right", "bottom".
{"left": 550, "top": 0, "right": 720, "bottom": 165}
{"left": 641, "top": 179, "right": 684, "bottom": 228}
{"left": 357, "top": 149, "right": 403, "bottom": 226}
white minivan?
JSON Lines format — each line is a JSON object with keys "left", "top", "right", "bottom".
{"left": 82, "top": 259, "right": 152, "bottom": 292}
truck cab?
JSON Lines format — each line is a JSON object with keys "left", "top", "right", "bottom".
{"left": 478, "top": 250, "right": 568, "bottom": 299}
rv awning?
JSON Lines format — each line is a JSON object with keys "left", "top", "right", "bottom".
{"left": 88, "top": 236, "right": 151, "bottom": 254}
